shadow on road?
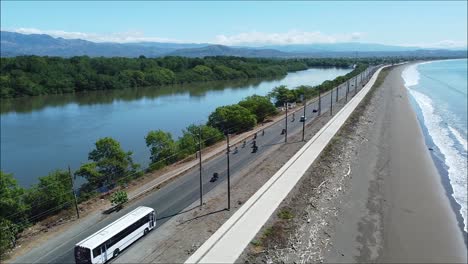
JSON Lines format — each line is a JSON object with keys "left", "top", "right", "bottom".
{"left": 156, "top": 205, "right": 200, "bottom": 221}
{"left": 178, "top": 208, "right": 228, "bottom": 225}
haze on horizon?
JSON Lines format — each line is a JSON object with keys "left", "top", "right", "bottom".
{"left": 1, "top": 1, "right": 467, "bottom": 49}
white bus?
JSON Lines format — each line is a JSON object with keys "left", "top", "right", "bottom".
{"left": 74, "top": 206, "right": 156, "bottom": 264}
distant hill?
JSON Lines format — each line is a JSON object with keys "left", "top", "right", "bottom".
{"left": 1, "top": 31, "right": 466, "bottom": 59}
{"left": 167, "top": 45, "right": 294, "bottom": 58}
{"left": 261, "top": 42, "right": 421, "bottom": 53}
{"left": 0, "top": 31, "right": 206, "bottom": 57}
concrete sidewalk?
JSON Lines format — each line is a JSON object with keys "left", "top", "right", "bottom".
{"left": 185, "top": 65, "right": 393, "bottom": 263}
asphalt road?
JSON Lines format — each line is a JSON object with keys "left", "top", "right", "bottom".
{"left": 14, "top": 68, "right": 376, "bottom": 264}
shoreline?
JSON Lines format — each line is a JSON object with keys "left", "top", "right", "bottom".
{"left": 407, "top": 90, "right": 468, "bottom": 244}
{"left": 328, "top": 64, "right": 467, "bottom": 262}
{"left": 375, "top": 65, "right": 466, "bottom": 261}
{"left": 238, "top": 64, "right": 467, "bottom": 263}
{"left": 403, "top": 59, "right": 468, "bottom": 239}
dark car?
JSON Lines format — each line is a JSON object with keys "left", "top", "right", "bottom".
{"left": 300, "top": 116, "right": 306, "bottom": 122}
{"left": 312, "top": 109, "right": 318, "bottom": 113}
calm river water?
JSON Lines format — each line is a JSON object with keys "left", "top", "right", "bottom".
{"left": 1, "top": 67, "right": 351, "bottom": 187}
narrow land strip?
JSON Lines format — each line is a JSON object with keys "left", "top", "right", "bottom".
{"left": 185, "top": 65, "right": 388, "bottom": 263}
{"left": 240, "top": 65, "right": 467, "bottom": 263}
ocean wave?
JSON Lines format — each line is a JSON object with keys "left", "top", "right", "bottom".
{"left": 401, "top": 64, "right": 420, "bottom": 87}
{"left": 408, "top": 89, "right": 468, "bottom": 233}
{"left": 449, "top": 126, "right": 468, "bottom": 152}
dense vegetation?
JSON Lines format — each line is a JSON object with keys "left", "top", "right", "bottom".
{"left": 0, "top": 58, "right": 371, "bottom": 258}
{"left": 268, "top": 63, "right": 369, "bottom": 106}
{"left": 0, "top": 56, "right": 358, "bottom": 98}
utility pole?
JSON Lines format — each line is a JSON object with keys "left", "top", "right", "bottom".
{"left": 198, "top": 126, "right": 203, "bottom": 207}
{"left": 68, "top": 165, "right": 80, "bottom": 219}
{"left": 354, "top": 75, "right": 357, "bottom": 95}
{"left": 335, "top": 85, "right": 339, "bottom": 103}
{"left": 346, "top": 80, "right": 349, "bottom": 102}
{"left": 226, "top": 131, "right": 231, "bottom": 210}
{"left": 302, "top": 94, "right": 306, "bottom": 141}
{"left": 330, "top": 88, "right": 333, "bottom": 116}
{"left": 284, "top": 102, "right": 288, "bottom": 143}
{"left": 318, "top": 89, "right": 322, "bottom": 115}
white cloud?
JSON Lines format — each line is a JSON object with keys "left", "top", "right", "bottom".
{"left": 6, "top": 27, "right": 465, "bottom": 49}
{"left": 8, "top": 27, "right": 183, "bottom": 43}
{"left": 214, "top": 30, "right": 365, "bottom": 46}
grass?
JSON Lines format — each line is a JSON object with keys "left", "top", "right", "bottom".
{"left": 263, "top": 227, "right": 273, "bottom": 238}
{"left": 277, "top": 209, "right": 294, "bottom": 220}
{"left": 250, "top": 240, "right": 261, "bottom": 247}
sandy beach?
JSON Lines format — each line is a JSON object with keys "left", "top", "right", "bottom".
{"left": 371, "top": 67, "right": 467, "bottom": 262}
{"left": 327, "top": 64, "right": 467, "bottom": 263}
{"left": 351, "top": 65, "right": 466, "bottom": 262}
{"left": 241, "top": 65, "right": 467, "bottom": 263}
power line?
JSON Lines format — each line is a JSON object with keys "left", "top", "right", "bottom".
{"left": 3, "top": 66, "right": 373, "bottom": 227}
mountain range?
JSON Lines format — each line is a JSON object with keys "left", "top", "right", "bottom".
{"left": 1, "top": 31, "right": 467, "bottom": 58}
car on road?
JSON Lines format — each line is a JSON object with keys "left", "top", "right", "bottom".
{"left": 300, "top": 116, "right": 306, "bottom": 122}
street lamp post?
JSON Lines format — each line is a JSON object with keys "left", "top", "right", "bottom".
{"left": 318, "top": 89, "right": 322, "bottom": 115}
{"left": 284, "top": 102, "right": 288, "bottom": 143}
{"left": 354, "top": 75, "right": 357, "bottom": 95}
{"left": 226, "top": 131, "right": 231, "bottom": 210}
{"left": 335, "top": 85, "right": 339, "bottom": 103}
{"left": 68, "top": 165, "right": 80, "bottom": 219}
{"left": 302, "top": 94, "right": 306, "bottom": 141}
{"left": 198, "top": 126, "right": 203, "bottom": 207}
{"left": 346, "top": 80, "right": 349, "bottom": 102}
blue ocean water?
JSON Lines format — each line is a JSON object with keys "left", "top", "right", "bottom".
{"left": 402, "top": 59, "right": 468, "bottom": 233}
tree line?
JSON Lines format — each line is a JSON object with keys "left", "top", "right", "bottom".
{"left": 0, "top": 56, "right": 359, "bottom": 98}
{"left": 0, "top": 59, "right": 372, "bottom": 258}
{"left": 0, "top": 92, "right": 280, "bottom": 257}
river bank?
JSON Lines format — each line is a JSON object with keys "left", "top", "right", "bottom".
{"left": 241, "top": 64, "right": 467, "bottom": 263}
{"left": 1, "top": 67, "right": 351, "bottom": 187}
{"left": 6, "top": 66, "right": 371, "bottom": 263}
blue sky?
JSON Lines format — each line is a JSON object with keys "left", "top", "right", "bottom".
{"left": 1, "top": 1, "right": 467, "bottom": 48}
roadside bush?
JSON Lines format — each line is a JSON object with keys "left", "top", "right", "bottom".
{"left": 145, "top": 130, "right": 177, "bottom": 165}
{"left": 110, "top": 191, "right": 128, "bottom": 208}
{"left": 25, "top": 170, "right": 74, "bottom": 220}
{"left": 0, "top": 171, "right": 29, "bottom": 259}
{"left": 268, "top": 85, "right": 298, "bottom": 106}
{"left": 238, "top": 95, "right": 277, "bottom": 122}
{"left": 75, "top": 137, "right": 139, "bottom": 188}
{"left": 207, "top": 104, "right": 257, "bottom": 133}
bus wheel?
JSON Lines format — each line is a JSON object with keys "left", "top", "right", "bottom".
{"left": 113, "top": 249, "right": 120, "bottom": 258}
{"left": 144, "top": 228, "right": 149, "bottom": 236}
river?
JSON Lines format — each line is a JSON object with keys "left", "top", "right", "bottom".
{"left": 0, "top": 67, "right": 351, "bottom": 187}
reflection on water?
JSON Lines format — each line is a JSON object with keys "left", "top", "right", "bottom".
{"left": 1, "top": 67, "right": 351, "bottom": 186}
{"left": 1, "top": 77, "right": 278, "bottom": 114}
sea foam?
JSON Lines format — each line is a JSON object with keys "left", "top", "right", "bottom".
{"left": 402, "top": 64, "right": 420, "bottom": 87}
{"left": 449, "top": 126, "right": 468, "bottom": 152}
{"left": 406, "top": 86, "right": 468, "bottom": 233}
